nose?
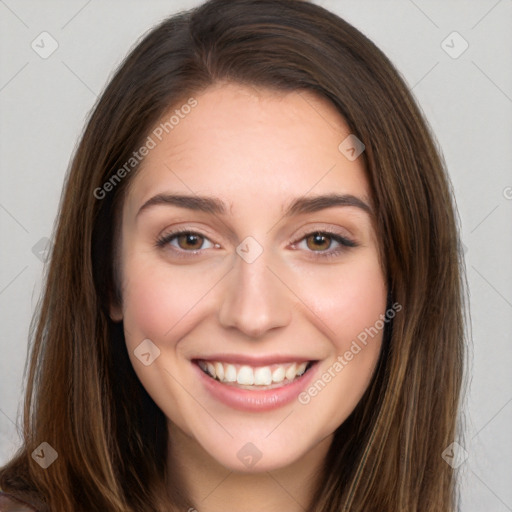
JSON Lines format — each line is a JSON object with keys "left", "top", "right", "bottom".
{"left": 217, "top": 249, "right": 292, "bottom": 339}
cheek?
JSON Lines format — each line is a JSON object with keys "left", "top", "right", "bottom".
{"left": 299, "top": 254, "right": 388, "bottom": 348}
{"left": 119, "top": 256, "right": 211, "bottom": 347}
{"left": 118, "top": 257, "right": 215, "bottom": 426}
{"left": 294, "top": 257, "right": 387, "bottom": 429}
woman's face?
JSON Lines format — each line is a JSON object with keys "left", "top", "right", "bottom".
{"left": 112, "top": 82, "right": 387, "bottom": 472}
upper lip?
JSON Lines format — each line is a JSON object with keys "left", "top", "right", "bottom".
{"left": 192, "top": 354, "right": 316, "bottom": 366}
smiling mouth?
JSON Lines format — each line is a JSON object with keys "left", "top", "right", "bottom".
{"left": 194, "top": 359, "right": 316, "bottom": 390}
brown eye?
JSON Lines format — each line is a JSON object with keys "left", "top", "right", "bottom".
{"left": 294, "top": 231, "right": 357, "bottom": 259}
{"left": 305, "top": 232, "right": 332, "bottom": 251}
{"left": 176, "top": 233, "right": 205, "bottom": 250}
{"left": 155, "top": 230, "right": 216, "bottom": 255}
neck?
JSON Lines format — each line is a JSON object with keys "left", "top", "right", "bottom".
{"left": 166, "top": 422, "right": 332, "bottom": 512}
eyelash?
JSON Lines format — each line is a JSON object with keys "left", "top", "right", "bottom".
{"left": 155, "top": 229, "right": 358, "bottom": 260}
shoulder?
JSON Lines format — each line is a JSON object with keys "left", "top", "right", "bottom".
{"left": 0, "top": 491, "right": 39, "bottom": 511}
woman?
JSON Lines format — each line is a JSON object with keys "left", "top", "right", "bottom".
{"left": 0, "top": 0, "right": 467, "bottom": 510}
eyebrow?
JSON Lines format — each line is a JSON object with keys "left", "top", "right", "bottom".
{"left": 136, "top": 192, "right": 372, "bottom": 218}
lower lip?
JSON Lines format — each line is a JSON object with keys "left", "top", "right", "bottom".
{"left": 193, "top": 361, "right": 318, "bottom": 412}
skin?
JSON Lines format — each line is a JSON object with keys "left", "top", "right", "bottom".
{"left": 110, "top": 82, "right": 388, "bottom": 511}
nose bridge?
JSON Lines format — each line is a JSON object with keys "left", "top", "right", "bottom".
{"left": 217, "top": 245, "right": 291, "bottom": 338}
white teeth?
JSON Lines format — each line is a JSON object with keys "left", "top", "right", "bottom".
{"left": 271, "top": 366, "right": 285, "bottom": 383}
{"left": 206, "top": 362, "right": 216, "bottom": 378}
{"left": 296, "top": 362, "right": 307, "bottom": 376}
{"left": 254, "top": 366, "right": 272, "bottom": 385}
{"left": 214, "top": 362, "right": 224, "bottom": 381}
{"left": 237, "top": 366, "right": 254, "bottom": 385}
{"left": 198, "top": 360, "right": 311, "bottom": 386}
{"left": 224, "top": 364, "right": 237, "bottom": 382}
{"left": 285, "top": 363, "right": 297, "bottom": 381}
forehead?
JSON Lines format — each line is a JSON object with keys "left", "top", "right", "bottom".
{"left": 124, "top": 82, "right": 370, "bottom": 217}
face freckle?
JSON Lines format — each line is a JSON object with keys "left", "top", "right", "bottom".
{"left": 111, "top": 82, "right": 388, "bottom": 474}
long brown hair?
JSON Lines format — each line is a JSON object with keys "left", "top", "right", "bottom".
{"left": 0, "top": 0, "right": 468, "bottom": 510}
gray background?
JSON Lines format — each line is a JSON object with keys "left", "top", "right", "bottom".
{"left": 1, "top": 0, "right": 511, "bottom": 510}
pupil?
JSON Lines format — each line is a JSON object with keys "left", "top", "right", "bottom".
{"left": 180, "top": 234, "right": 201, "bottom": 249}
{"left": 310, "top": 233, "right": 329, "bottom": 250}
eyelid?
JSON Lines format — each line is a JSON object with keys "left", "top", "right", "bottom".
{"left": 155, "top": 226, "right": 358, "bottom": 261}
{"left": 290, "top": 230, "right": 357, "bottom": 258}
{"left": 290, "top": 224, "right": 357, "bottom": 245}
{"left": 155, "top": 228, "right": 218, "bottom": 253}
